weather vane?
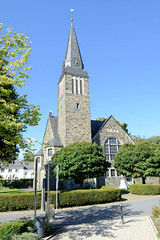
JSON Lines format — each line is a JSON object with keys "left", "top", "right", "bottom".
{"left": 70, "top": 8, "right": 74, "bottom": 21}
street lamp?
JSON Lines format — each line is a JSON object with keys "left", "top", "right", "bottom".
{"left": 44, "top": 161, "right": 53, "bottom": 219}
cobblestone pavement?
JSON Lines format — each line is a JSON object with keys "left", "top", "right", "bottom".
{"left": 48, "top": 216, "right": 158, "bottom": 240}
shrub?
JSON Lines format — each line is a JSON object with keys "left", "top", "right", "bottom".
{"left": 11, "top": 232, "right": 40, "bottom": 240}
{"left": 129, "top": 184, "right": 160, "bottom": 195}
{"left": 0, "top": 191, "right": 56, "bottom": 212}
{"left": 59, "top": 187, "right": 121, "bottom": 207}
{"left": 0, "top": 188, "right": 121, "bottom": 211}
{"left": 0, "top": 179, "right": 33, "bottom": 189}
{"left": 0, "top": 193, "right": 41, "bottom": 211}
{"left": 152, "top": 205, "right": 160, "bottom": 218}
{"left": 0, "top": 221, "right": 30, "bottom": 240}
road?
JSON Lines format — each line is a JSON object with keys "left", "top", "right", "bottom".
{"left": 0, "top": 194, "right": 159, "bottom": 225}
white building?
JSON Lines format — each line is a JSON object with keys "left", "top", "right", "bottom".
{"left": 0, "top": 160, "right": 34, "bottom": 180}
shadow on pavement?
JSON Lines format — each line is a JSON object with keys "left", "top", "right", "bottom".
{"left": 52, "top": 203, "right": 143, "bottom": 227}
{"left": 50, "top": 217, "right": 145, "bottom": 240}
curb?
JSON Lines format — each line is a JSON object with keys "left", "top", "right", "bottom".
{"left": 148, "top": 216, "right": 159, "bottom": 240}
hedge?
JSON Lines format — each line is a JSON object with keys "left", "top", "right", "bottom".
{"left": 0, "top": 179, "right": 33, "bottom": 189}
{"left": 0, "top": 188, "right": 121, "bottom": 211}
{"left": 0, "top": 191, "right": 56, "bottom": 212}
{"left": 59, "top": 187, "right": 121, "bottom": 207}
{"left": 129, "top": 184, "right": 160, "bottom": 195}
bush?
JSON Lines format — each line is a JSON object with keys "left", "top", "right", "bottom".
{"left": 0, "top": 188, "right": 121, "bottom": 211}
{"left": 0, "top": 191, "right": 56, "bottom": 212}
{"left": 59, "top": 187, "right": 121, "bottom": 207}
{"left": 152, "top": 205, "right": 160, "bottom": 218}
{"left": 0, "top": 221, "right": 30, "bottom": 240}
{"left": 129, "top": 184, "right": 160, "bottom": 195}
{"left": 11, "top": 232, "right": 40, "bottom": 240}
{"left": 0, "top": 179, "right": 33, "bottom": 189}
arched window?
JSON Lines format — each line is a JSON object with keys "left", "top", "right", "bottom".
{"left": 104, "top": 138, "right": 121, "bottom": 162}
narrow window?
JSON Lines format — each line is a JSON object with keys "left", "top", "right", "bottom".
{"left": 77, "top": 103, "right": 79, "bottom": 110}
{"left": 80, "top": 80, "right": 83, "bottom": 95}
{"left": 72, "top": 78, "right": 74, "bottom": 94}
{"left": 36, "top": 157, "right": 40, "bottom": 163}
{"left": 111, "top": 169, "right": 115, "bottom": 177}
{"left": 76, "top": 79, "right": 78, "bottom": 94}
{"left": 48, "top": 149, "right": 52, "bottom": 156}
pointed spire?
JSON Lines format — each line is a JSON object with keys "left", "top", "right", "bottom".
{"left": 62, "top": 14, "right": 84, "bottom": 71}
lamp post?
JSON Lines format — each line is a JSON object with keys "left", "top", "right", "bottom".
{"left": 44, "top": 161, "right": 53, "bottom": 219}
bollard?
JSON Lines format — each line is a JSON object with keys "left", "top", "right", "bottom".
{"left": 49, "top": 204, "right": 55, "bottom": 220}
{"left": 35, "top": 216, "right": 45, "bottom": 238}
{"left": 120, "top": 203, "right": 124, "bottom": 225}
{"left": 45, "top": 202, "right": 50, "bottom": 220}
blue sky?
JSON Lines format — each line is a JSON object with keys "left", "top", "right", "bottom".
{"left": 1, "top": 1, "right": 160, "bottom": 157}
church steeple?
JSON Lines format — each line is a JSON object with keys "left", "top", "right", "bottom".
{"left": 58, "top": 13, "right": 91, "bottom": 147}
{"left": 62, "top": 19, "right": 84, "bottom": 72}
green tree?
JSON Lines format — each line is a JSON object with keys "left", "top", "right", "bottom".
{"left": 23, "top": 150, "right": 35, "bottom": 162}
{"left": 52, "top": 142, "right": 110, "bottom": 189}
{"left": 96, "top": 117, "right": 106, "bottom": 121}
{"left": 131, "top": 135, "right": 146, "bottom": 143}
{"left": 114, "top": 142, "right": 160, "bottom": 184}
{"left": 0, "top": 24, "right": 41, "bottom": 163}
{"left": 132, "top": 135, "right": 160, "bottom": 144}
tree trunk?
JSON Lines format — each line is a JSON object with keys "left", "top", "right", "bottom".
{"left": 80, "top": 180, "right": 83, "bottom": 189}
{"left": 142, "top": 177, "right": 146, "bottom": 184}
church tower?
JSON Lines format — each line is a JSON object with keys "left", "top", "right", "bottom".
{"left": 58, "top": 18, "right": 91, "bottom": 146}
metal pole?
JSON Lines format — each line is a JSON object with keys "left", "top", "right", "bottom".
{"left": 120, "top": 203, "right": 124, "bottom": 225}
{"left": 56, "top": 165, "right": 59, "bottom": 209}
{"left": 41, "top": 179, "right": 46, "bottom": 212}
{"left": 34, "top": 157, "right": 38, "bottom": 223}
{"left": 47, "top": 162, "right": 50, "bottom": 218}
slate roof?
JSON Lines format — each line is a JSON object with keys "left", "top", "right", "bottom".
{"left": 49, "top": 114, "right": 63, "bottom": 147}
{"left": 63, "top": 21, "right": 84, "bottom": 70}
{"left": 23, "top": 161, "right": 34, "bottom": 170}
{"left": 91, "top": 120, "right": 105, "bottom": 138}
{"left": 35, "top": 148, "right": 43, "bottom": 156}
{"left": 0, "top": 159, "right": 34, "bottom": 170}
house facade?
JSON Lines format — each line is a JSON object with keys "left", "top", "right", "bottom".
{"left": 35, "top": 18, "right": 134, "bottom": 190}
{"left": 0, "top": 160, "right": 34, "bottom": 180}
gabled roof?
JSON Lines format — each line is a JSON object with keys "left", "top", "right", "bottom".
{"left": 22, "top": 161, "right": 34, "bottom": 170}
{"left": 0, "top": 159, "right": 34, "bottom": 170}
{"left": 91, "top": 115, "right": 134, "bottom": 143}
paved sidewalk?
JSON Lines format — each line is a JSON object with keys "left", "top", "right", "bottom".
{"left": 48, "top": 216, "right": 158, "bottom": 240}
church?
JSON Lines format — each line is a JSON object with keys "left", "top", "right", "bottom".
{"left": 35, "top": 18, "right": 134, "bottom": 191}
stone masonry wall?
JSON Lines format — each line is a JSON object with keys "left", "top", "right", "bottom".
{"left": 65, "top": 94, "right": 91, "bottom": 145}
{"left": 97, "top": 176, "right": 123, "bottom": 188}
{"left": 134, "top": 177, "right": 159, "bottom": 185}
{"left": 58, "top": 74, "right": 91, "bottom": 147}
